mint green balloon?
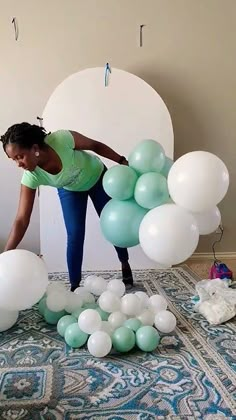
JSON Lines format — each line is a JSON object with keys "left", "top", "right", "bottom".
{"left": 129, "top": 140, "right": 165, "bottom": 175}
{"left": 72, "top": 307, "right": 85, "bottom": 319}
{"left": 112, "top": 327, "right": 136, "bottom": 352}
{"left": 96, "top": 307, "right": 109, "bottom": 321}
{"left": 57, "top": 315, "right": 77, "bottom": 337}
{"left": 134, "top": 172, "right": 169, "bottom": 209}
{"left": 65, "top": 323, "right": 88, "bottom": 348}
{"left": 83, "top": 303, "right": 98, "bottom": 310}
{"left": 160, "top": 157, "right": 173, "bottom": 178}
{"left": 38, "top": 297, "right": 47, "bottom": 316}
{"left": 136, "top": 326, "right": 160, "bottom": 352}
{"left": 103, "top": 165, "right": 138, "bottom": 200}
{"left": 124, "top": 318, "right": 142, "bottom": 332}
{"left": 44, "top": 308, "right": 66, "bottom": 325}
{"left": 100, "top": 199, "right": 147, "bottom": 247}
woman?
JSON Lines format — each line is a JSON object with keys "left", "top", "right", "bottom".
{"left": 0, "top": 123, "right": 133, "bottom": 291}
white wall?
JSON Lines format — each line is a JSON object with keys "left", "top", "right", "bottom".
{"left": 0, "top": 0, "right": 235, "bottom": 254}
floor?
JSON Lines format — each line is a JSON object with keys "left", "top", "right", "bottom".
{"left": 2, "top": 268, "right": 236, "bottom": 419}
{"left": 186, "top": 257, "right": 236, "bottom": 279}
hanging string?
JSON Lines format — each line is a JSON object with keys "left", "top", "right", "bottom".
{"left": 12, "top": 17, "right": 19, "bottom": 41}
{"left": 212, "top": 225, "right": 224, "bottom": 263}
{"left": 104, "top": 63, "right": 111, "bottom": 87}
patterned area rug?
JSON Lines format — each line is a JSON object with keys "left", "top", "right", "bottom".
{"left": 0, "top": 267, "right": 236, "bottom": 420}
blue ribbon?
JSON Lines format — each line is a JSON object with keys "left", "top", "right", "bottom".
{"left": 105, "top": 63, "right": 111, "bottom": 87}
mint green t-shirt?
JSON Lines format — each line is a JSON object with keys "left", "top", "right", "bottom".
{"left": 21, "top": 130, "right": 104, "bottom": 191}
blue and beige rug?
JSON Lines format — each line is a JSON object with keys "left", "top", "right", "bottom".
{"left": 0, "top": 267, "right": 236, "bottom": 419}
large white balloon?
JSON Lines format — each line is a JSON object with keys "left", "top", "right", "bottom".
{"left": 78, "top": 309, "right": 102, "bottom": 334}
{"left": 168, "top": 151, "right": 229, "bottom": 212}
{"left": 0, "top": 250, "right": 48, "bottom": 311}
{"left": 192, "top": 207, "right": 221, "bottom": 235}
{"left": 98, "top": 291, "right": 121, "bottom": 313}
{"left": 154, "top": 310, "right": 177, "bottom": 333}
{"left": 0, "top": 308, "right": 19, "bottom": 332}
{"left": 87, "top": 331, "right": 112, "bottom": 357}
{"left": 107, "top": 279, "right": 126, "bottom": 297}
{"left": 139, "top": 204, "right": 199, "bottom": 265}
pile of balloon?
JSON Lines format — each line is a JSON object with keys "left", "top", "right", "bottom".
{"left": 0, "top": 250, "right": 177, "bottom": 358}
{"left": 100, "top": 139, "right": 229, "bottom": 266}
{"left": 39, "top": 275, "right": 177, "bottom": 357}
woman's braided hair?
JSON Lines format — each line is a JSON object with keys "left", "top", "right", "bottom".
{"left": 0, "top": 122, "right": 47, "bottom": 151}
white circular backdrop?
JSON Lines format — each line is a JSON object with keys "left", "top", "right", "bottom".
{"left": 40, "top": 67, "right": 174, "bottom": 271}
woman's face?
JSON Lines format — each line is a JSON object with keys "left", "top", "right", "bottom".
{"left": 5, "top": 143, "right": 39, "bottom": 171}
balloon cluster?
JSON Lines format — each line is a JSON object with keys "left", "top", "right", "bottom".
{"left": 39, "top": 276, "right": 177, "bottom": 357}
{"left": 101, "top": 140, "right": 229, "bottom": 266}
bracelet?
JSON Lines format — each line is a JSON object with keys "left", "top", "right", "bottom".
{"left": 118, "top": 155, "right": 127, "bottom": 164}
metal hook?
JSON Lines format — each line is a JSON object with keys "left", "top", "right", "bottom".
{"left": 12, "top": 17, "right": 19, "bottom": 41}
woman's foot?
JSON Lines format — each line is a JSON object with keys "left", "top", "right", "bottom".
{"left": 70, "top": 281, "right": 81, "bottom": 292}
{"left": 122, "top": 262, "right": 134, "bottom": 289}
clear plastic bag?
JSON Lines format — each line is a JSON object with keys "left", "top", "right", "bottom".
{"left": 194, "top": 279, "right": 236, "bottom": 325}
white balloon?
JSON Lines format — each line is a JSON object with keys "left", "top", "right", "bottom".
{"left": 47, "top": 282, "right": 65, "bottom": 295}
{"left": 107, "top": 279, "right": 126, "bottom": 297}
{"left": 99, "top": 321, "right": 114, "bottom": 336}
{"left": 192, "top": 207, "right": 221, "bottom": 235}
{"left": 137, "top": 310, "right": 155, "bottom": 326}
{"left": 74, "top": 288, "right": 95, "bottom": 305}
{"left": 0, "top": 250, "right": 48, "bottom": 311}
{"left": 64, "top": 292, "right": 83, "bottom": 313}
{"left": 98, "top": 291, "right": 121, "bottom": 313}
{"left": 121, "top": 294, "right": 142, "bottom": 316}
{"left": 168, "top": 151, "right": 229, "bottom": 212}
{"left": 83, "top": 276, "right": 97, "bottom": 292}
{"left": 148, "top": 295, "right": 168, "bottom": 314}
{"left": 87, "top": 331, "right": 112, "bottom": 357}
{"left": 108, "top": 311, "right": 127, "bottom": 329}
{"left": 139, "top": 204, "right": 199, "bottom": 265}
{"left": 90, "top": 276, "right": 107, "bottom": 296}
{"left": 78, "top": 309, "right": 102, "bottom": 334}
{"left": 0, "top": 308, "right": 19, "bottom": 332}
{"left": 154, "top": 310, "right": 177, "bottom": 333}
{"left": 135, "top": 291, "right": 149, "bottom": 308}
{"left": 46, "top": 291, "right": 67, "bottom": 312}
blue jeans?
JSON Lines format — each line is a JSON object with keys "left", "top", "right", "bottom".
{"left": 58, "top": 168, "right": 129, "bottom": 288}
